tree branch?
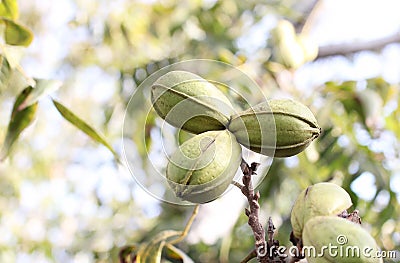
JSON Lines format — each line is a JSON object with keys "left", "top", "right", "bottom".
{"left": 317, "top": 32, "right": 400, "bottom": 58}
{"left": 240, "top": 249, "right": 257, "bottom": 263}
{"left": 294, "top": 0, "right": 400, "bottom": 58}
{"left": 239, "top": 159, "right": 305, "bottom": 263}
{"left": 239, "top": 159, "right": 268, "bottom": 262}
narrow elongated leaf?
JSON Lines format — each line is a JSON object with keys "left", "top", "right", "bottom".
{"left": 164, "top": 244, "right": 195, "bottom": 263}
{"left": 1, "top": 18, "right": 33, "bottom": 47}
{"left": 1, "top": 44, "right": 24, "bottom": 68}
{"left": 0, "top": 56, "right": 35, "bottom": 93}
{"left": 0, "top": 55, "right": 10, "bottom": 93}
{"left": 52, "top": 99, "right": 119, "bottom": 161}
{"left": 139, "top": 240, "right": 165, "bottom": 263}
{"left": 136, "top": 230, "right": 181, "bottom": 263}
{"left": 0, "top": 0, "right": 18, "bottom": 19}
{"left": 1, "top": 87, "right": 37, "bottom": 161}
{"left": 18, "top": 79, "right": 61, "bottom": 110}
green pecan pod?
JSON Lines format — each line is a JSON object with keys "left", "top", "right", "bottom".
{"left": 166, "top": 130, "right": 242, "bottom": 204}
{"left": 228, "top": 99, "right": 321, "bottom": 157}
{"left": 151, "top": 70, "right": 234, "bottom": 134}
{"left": 291, "top": 182, "right": 352, "bottom": 239}
{"left": 303, "top": 216, "right": 383, "bottom": 263}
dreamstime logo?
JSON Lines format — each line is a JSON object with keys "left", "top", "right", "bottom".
{"left": 257, "top": 234, "right": 397, "bottom": 260}
{"left": 336, "top": 234, "right": 348, "bottom": 245}
{"left": 122, "top": 59, "right": 276, "bottom": 205}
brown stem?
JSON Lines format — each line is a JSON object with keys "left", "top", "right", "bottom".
{"left": 240, "top": 159, "right": 268, "bottom": 262}
{"left": 239, "top": 159, "right": 305, "bottom": 263}
{"left": 240, "top": 249, "right": 258, "bottom": 263}
{"left": 231, "top": 180, "right": 245, "bottom": 190}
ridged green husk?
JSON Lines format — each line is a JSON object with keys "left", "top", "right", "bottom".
{"left": 303, "top": 216, "right": 383, "bottom": 263}
{"left": 151, "top": 71, "right": 234, "bottom": 134}
{"left": 290, "top": 182, "right": 352, "bottom": 239}
{"left": 228, "top": 99, "right": 321, "bottom": 157}
{"left": 166, "top": 130, "right": 242, "bottom": 203}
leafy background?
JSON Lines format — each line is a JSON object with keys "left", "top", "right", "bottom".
{"left": 0, "top": 0, "right": 399, "bottom": 262}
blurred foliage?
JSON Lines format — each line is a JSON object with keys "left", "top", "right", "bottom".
{"left": 0, "top": 86, "right": 37, "bottom": 160}
{"left": 0, "top": 0, "right": 32, "bottom": 46}
{"left": 0, "top": 0, "right": 399, "bottom": 262}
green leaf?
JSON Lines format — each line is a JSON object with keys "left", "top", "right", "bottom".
{"left": 355, "top": 89, "right": 383, "bottom": 132}
{"left": 1, "top": 18, "right": 33, "bottom": 47}
{"left": 52, "top": 99, "right": 120, "bottom": 162}
{"left": 136, "top": 230, "right": 181, "bottom": 263}
{"left": 164, "top": 244, "right": 194, "bottom": 263}
{"left": 144, "top": 110, "right": 155, "bottom": 152}
{"left": 1, "top": 44, "right": 24, "bottom": 68}
{"left": 366, "top": 77, "right": 397, "bottom": 104}
{"left": 1, "top": 86, "right": 38, "bottom": 161}
{"left": 385, "top": 104, "right": 400, "bottom": 138}
{"left": 0, "top": 55, "right": 10, "bottom": 93}
{"left": 0, "top": 0, "right": 18, "bottom": 20}
{"left": 129, "top": 108, "right": 156, "bottom": 159}
{"left": 324, "top": 81, "right": 357, "bottom": 94}
{"left": 140, "top": 240, "right": 165, "bottom": 263}
{"left": 0, "top": 56, "right": 35, "bottom": 93}
{"left": 18, "top": 79, "right": 62, "bottom": 110}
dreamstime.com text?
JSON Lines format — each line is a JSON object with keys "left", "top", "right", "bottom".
{"left": 257, "top": 234, "right": 398, "bottom": 260}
